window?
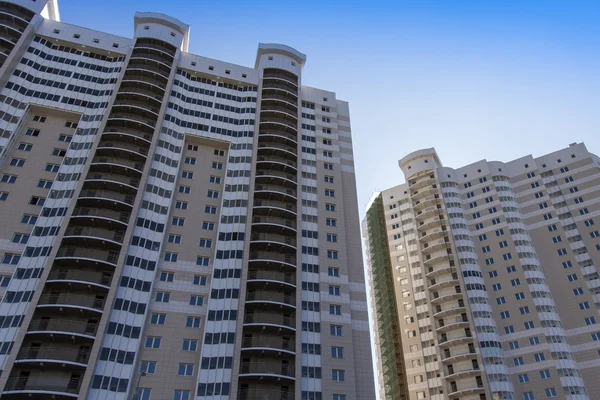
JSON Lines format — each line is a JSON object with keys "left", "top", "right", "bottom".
{"left": 174, "top": 390, "right": 191, "bottom": 400}
{"left": 325, "top": 189, "right": 335, "bottom": 197}
{"left": 331, "top": 347, "right": 344, "bottom": 358}
{"left": 496, "top": 297, "right": 506, "bottom": 305}
{"left": 209, "top": 176, "right": 221, "bottom": 184}
{"left": 182, "top": 339, "right": 198, "bottom": 351}
{"left": 0, "top": 192, "right": 7, "bottom": 201}
{"left": 202, "top": 222, "right": 215, "bottom": 230}
{"left": 21, "top": 214, "right": 37, "bottom": 225}
{"left": 172, "top": 217, "right": 185, "bottom": 226}
{"left": 518, "top": 374, "right": 529, "bottom": 383}
{"left": 324, "top": 176, "right": 334, "bottom": 183}
{"left": 37, "top": 179, "right": 52, "bottom": 189}
{"left": 135, "top": 389, "right": 151, "bottom": 400}
{"left": 585, "top": 316, "right": 596, "bottom": 325}
{"left": 182, "top": 171, "right": 194, "bottom": 179}
{"left": 327, "top": 250, "right": 339, "bottom": 259}
{"left": 175, "top": 201, "right": 188, "bottom": 210}
{"left": 330, "top": 325, "right": 342, "bottom": 336}
{"left": 18, "top": 143, "right": 33, "bottom": 151}
{"left": 507, "top": 265, "right": 516, "bottom": 273}
{"left": 573, "top": 287, "right": 584, "bottom": 296}
{"left": 544, "top": 388, "right": 557, "bottom": 398}
{"left": 184, "top": 157, "right": 196, "bottom": 165}
{"left": 178, "top": 363, "right": 194, "bottom": 376}
{"left": 10, "top": 158, "right": 24, "bottom": 167}
{"left": 511, "top": 278, "right": 521, "bottom": 286}
{"left": 324, "top": 163, "right": 333, "bottom": 170}
{"left": 145, "top": 337, "right": 161, "bottom": 348}
{"left": 500, "top": 311, "right": 510, "bottom": 319}
{"left": 534, "top": 352, "right": 545, "bottom": 362}
{"left": 332, "top": 370, "right": 345, "bottom": 382}
{"left": 190, "top": 296, "right": 203, "bottom": 306}
{"left": 323, "top": 139, "right": 332, "bottom": 145}
{"left": 52, "top": 148, "right": 66, "bottom": 157}
{"left": 26, "top": 128, "right": 40, "bottom": 136}
{"left": 329, "top": 286, "right": 341, "bottom": 296}
{"left": 579, "top": 302, "right": 590, "bottom": 310}
{"left": 495, "top": 229, "right": 504, "bottom": 236}
{"left": 513, "top": 357, "right": 524, "bottom": 366}
{"left": 2, "top": 174, "right": 17, "bottom": 184}
{"left": 328, "top": 267, "right": 340, "bottom": 277}
{"left": 32, "top": 115, "right": 46, "bottom": 123}
{"left": 193, "top": 275, "right": 207, "bottom": 286}
{"left": 199, "top": 239, "right": 213, "bottom": 248}
{"left": 155, "top": 292, "right": 170, "bottom": 303}
{"left": 58, "top": 134, "right": 72, "bottom": 142}
{"left": 505, "top": 326, "right": 515, "bottom": 334}
{"left": 207, "top": 190, "right": 219, "bottom": 198}
{"left": 168, "top": 234, "right": 181, "bottom": 244}
{"left": 326, "top": 203, "right": 336, "bottom": 211}
{"left": 211, "top": 162, "right": 223, "bottom": 169}
{"left": 186, "top": 316, "right": 201, "bottom": 327}
{"left": 539, "top": 370, "right": 551, "bottom": 380}
{"left": 529, "top": 337, "right": 540, "bottom": 345}
{"left": 150, "top": 313, "right": 166, "bottom": 325}
{"left": 568, "top": 273, "right": 578, "bottom": 282}
{"left": 508, "top": 341, "right": 519, "bottom": 350}
{"left": 323, "top": 151, "right": 333, "bottom": 158}
{"left": 140, "top": 361, "right": 157, "bottom": 374}
{"left": 492, "top": 283, "right": 502, "bottom": 291}
{"left": 525, "top": 321, "right": 535, "bottom": 330}
{"left": 523, "top": 392, "right": 535, "bottom": 400}
{"left": 519, "top": 306, "right": 530, "bottom": 315}
{"left": 12, "top": 233, "right": 29, "bottom": 244}
{"left": 160, "top": 272, "right": 174, "bottom": 282}
{"left": 489, "top": 271, "right": 498, "bottom": 278}
{"left": 164, "top": 252, "right": 178, "bottom": 262}
{"left": 333, "top": 395, "right": 346, "bottom": 400}
{"left": 196, "top": 256, "right": 209, "bottom": 266}
{"left": 515, "top": 292, "right": 525, "bottom": 300}
{"left": 187, "top": 144, "right": 198, "bottom": 151}
{"left": 557, "top": 248, "right": 568, "bottom": 256}
{"left": 326, "top": 218, "right": 337, "bottom": 227}
{"left": 330, "top": 305, "right": 342, "bottom": 315}
{"left": 45, "top": 164, "right": 59, "bottom": 172}
{"left": 178, "top": 185, "right": 191, "bottom": 194}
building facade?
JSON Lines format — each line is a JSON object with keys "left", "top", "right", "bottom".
{"left": 0, "top": 1, "right": 375, "bottom": 399}
{"left": 364, "top": 143, "right": 600, "bottom": 400}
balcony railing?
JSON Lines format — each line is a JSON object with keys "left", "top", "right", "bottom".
{"left": 78, "top": 189, "right": 135, "bottom": 205}
{"left": 17, "top": 346, "right": 90, "bottom": 364}
{"left": 246, "top": 291, "right": 296, "bottom": 306}
{"left": 55, "top": 247, "right": 119, "bottom": 265}
{"left": 239, "top": 361, "right": 295, "bottom": 378}
{"left": 247, "top": 270, "right": 296, "bottom": 285}
{"left": 38, "top": 293, "right": 105, "bottom": 310}
{"left": 3, "top": 377, "right": 80, "bottom": 395}
{"left": 242, "top": 336, "right": 295, "bottom": 351}
{"left": 71, "top": 207, "right": 130, "bottom": 223}
{"left": 238, "top": 389, "right": 295, "bottom": 400}
{"left": 244, "top": 313, "right": 295, "bottom": 329}
{"left": 63, "top": 226, "right": 124, "bottom": 244}
{"left": 47, "top": 269, "right": 112, "bottom": 287}
{"left": 28, "top": 318, "right": 98, "bottom": 336}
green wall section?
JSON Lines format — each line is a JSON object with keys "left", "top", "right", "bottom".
{"left": 366, "top": 195, "right": 409, "bottom": 400}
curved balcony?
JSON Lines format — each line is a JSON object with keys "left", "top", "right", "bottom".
{"left": 112, "top": 101, "right": 160, "bottom": 118}
{"left": 255, "top": 170, "right": 297, "bottom": 189}
{"left": 71, "top": 207, "right": 130, "bottom": 228}
{"left": 414, "top": 196, "right": 440, "bottom": 211}
{"left": 3, "top": 377, "right": 79, "bottom": 398}
{"left": 416, "top": 206, "right": 441, "bottom": 221}
{"left": 433, "top": 305, "right": 466, "bottom": 319}
{"left": 250, "top": 233, "right": 296, "bottom": 254}
{"left": 78, "top": 190, "right": 135, "bottom": 212}
{"left": 122, "top": 70, "right": 167, "bottom": 91}
{"left": 422, "top": 239, "right": 450, "bottom": 255}
{"left": 411, "top": 186, "right": 437, "bottom": 201}
{"left": 429, "top": 278, "right": 459, "bottom": 292}
{"left": 126, "top": 59, "right": 170, "bottom": 80}
{"left": 418, "top": 216, "right": 443, "bottom": 231}
{"left": 439, "top": 334, "right": 473, "bottom": 348}
{"left": 239, "top": 361, "right": 295, "bottom": 380}
{"left": 0, "top": 24, "right": 20, "bottom": 43}
{"left": 107, "top": 112, "right": 156, "bottom": 132}
{"left": 0, "top": 14, "right": 28, "bottom": 32}
{"left": 46, "top": 269, "right": 112, "bottom": 290}
{"left": 246, "top": 290, "right": 296, "bottom": 309}
{"left": 426, "top": 264, "right": 454, "bottom": 279}
{"left": 253, "top": 199, "right": 297, "bottom": 217}
{"left": 16, "top": 346, "right": 90, "bottom": 367}
{"left": 436, "top": 317, "right": 470, "bottom": 334}
{"left": 249, "top": 252, "right": 296, "bottom": 272}
{"left": 409, "top": 176, "right": 437, "bottom": 191}
{"left": 431, "top": 292, "right": 463, "bottom": 306}
{"left": 260, "top": 111, "right": 298, "bottom": 131}
{"left": 37, "top": 293, "right": 106, "bottom": 313}
{"left": 424, "top": 253, "right": 451, "bottom": 267}
{"left": 55, "top": 247, "right": 119, "bottom": 268}
{"left": 448, "top": 385, "right": 485, "bottom": 397}
{"left": 254, "top": 184, "right": 297, "bottom": 203}
{"left": 262, "top": 75, "right": 298, "bottom": 90}
{"left": 258, "top": 131, "right": 297, "bottom": 147}
{"left": 0, "top": 2, "right": 35, "bottom": 22}
{"left": 241, "top": 336, "right": 295, "bottom": 354}
{"left": 0, "top": 35, "right": 16, "bottom": 50}
{"left": 257, "top": 143, "right": 297, "bottom": 161}
{"left": 101, "top": 129, "right": 153, "bottom": 146}
{"left": 247, "top": 269, "right": 296, "bottom": 287}
{"left": 28, "top": 318, "right": 99, "bottom": 339}
{"left": 259, "top": 119, "right": 298, "bottom": 135}
{"left": 84, "top": 172, "right": 139, "bottom": 193}
{"left": 263, "top": 69, "right": 298, "bottom": 85}
{"left": 442, "top": 349, "right": 478, "bottom": 363}
{"left": 118, "top": 80, "right": 165, "bottom": 101}
{"left": 136, "top": 38, "right": 177, "bottom": 57}
{"left": 90, "top": 157, "right": 144, "bottom": 176}
{"left": 420, "top": 229, "right": 447, "bottom": 243}
{"left": 96, "top": 141, "right": 148, "bottom": 161}
{"left": 261, "top": 92, "right": 298, "bottom": 110}
{"left": 256, "top": 156, "right": 297, "bottom": 173}
{"left": 238, "top": 389, "right": 295, "bottom": 400}
{"left": 243, "top": 312, "right": 295, "bottom": 330}
{"left": 252, "top": 215, "right": 296, "bottom": 236}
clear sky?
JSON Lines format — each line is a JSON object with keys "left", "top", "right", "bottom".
{"left": 58, "top": 0, "right": 600, "bottom": 218}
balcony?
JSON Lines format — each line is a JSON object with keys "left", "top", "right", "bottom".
{"left": 135, "top": 38, "right": 177, "bottom": 57}
{"left": 246, "top": 290, "right": 296, "bottom": 309}
{"left": 411, "top": 186, "right": 437, "bottom": 201}
{"left": 257, "top": 143, "right": 297, "bottom": 161}
{"left": 261, "top": 92, "right": 298, "bottom": 110}
{"left": 96, "top": 141, "right": 148, "bottom": 161}
{"left": 90, "top": 156, "right": 144, "bottom": 175}
{"left": 247, "top": 269, "right": 296, "bottom": 287}
{"left": 260, "top": 111, "right": 298, "bottom": 131}
{"left": 241, "top": 336, "right": 295, "bottom": 354}
{"left": 16, "top": 346, "right": 90, "bottom": 367}
{"left": 436, "top": 316, "right": 470, "bottom": 334}
{"left": 420, "top": 228, "right": 447, "bottom": 243}
{"left": 448, "top": 385, "right": 485, "bottom": 397}
{"left": 256, "top": 156, "right": 297, "bottom": 173}
{"left": 429, "top": 277, "right": 459, "bottom": 292}
{"left": 256, "top": 169, "right": 297, "bottom": 186}
{"left": 101, "top": 129, "right": 153, "bottom": 146}
{"left": 55, "top": 247, "right": 119, "bottom": 268}
{"left": 413, "top": 196, "right": 440, "bottom": 211}
{"left": 243, "top": 312, "right": 295, "bottom": 330}
{"left": 47, "top": 269, "right": 112, "bottom": 289}
{"left": 238, "top": 389, "right": 295, "bottom": 400}
{"left": 259, "top": 119, "right": 298, "bottom": 135}
{"left": 3, "top": 377, "right": 80, "bottom": 398}
{"left": 122, "top": 70, "right": 167, "bottom": 92}
{"left": 250, "top": 233, "right": 296, "bottom": 254}
{"left": 433, "top": 305, "right": 466, "bottom": 319}
{"left": 84, "top": 172, "right": 139, "bottom": 193}
{"left": 37, "top": 293, "right": 106, "bottom": 312}
{"left": 253, "top": 199, "right": 297, "bottom": 216}
{"left": 424, "top": 253, "right": 451, "bottom": 267}
{"left": 112, "top": 101, "right": 160, "bottom": 117}
{"left": 249, "top": 252, "right": 296, "bottom": 272}
{"left": 258, "top": 130, "right": 297, "bottom": 147}
{"left": 118, "top": 80, "right": 165, "bottom": 101}
{"left": 409, "top": 176, "right": 437, "bottom": 191}
{"left": 252, "top": 215, "right": 296, "bottom": 236}
{"left": 254, "top": 184, "right": 297, "bottom": 203}
{"left": 239, "top": 361, "right": 295, "bottom": 380}
{"left": 104, "top": 118, "right": 155, "bottom": 137}
{"left": 128, "top": 57, "right": 171, "bottom": 77}
{"left": 426, "top": 264, "right": 454, "bottom": 279}
{"left": 107, "top": 112, "right": 156, "bottom": 131}
{"left": 431, "top": 292, "right": 463, "bottom": 306}
{"left": 0, "top": 3, "right": 35, "bottom": 22}
{"left": 78, "top": 189, "right": 135, "bottom": 211}
{"left": 421, "top": 239, "right": 450, "bottom": 255}
{"left": 71, "top": 207, "right": 130, "bottom": 228}
{"left": 418, "top": 216, "right": 444, "bottom": 231}
{"left": 28, "top": 318, "right": 99, "bottom": 339}
{"left": 263, "top": 69, "right": 298, "bottom": 85}
{"left": 439, "top": 334, "right": 473, "bottom": 348}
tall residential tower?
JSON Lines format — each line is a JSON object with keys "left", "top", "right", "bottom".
{"left": 0, "top": 1, "right": 374, "bottom": 399}
{"left": 365, "top": 144, "right": 600, "bottom": 400}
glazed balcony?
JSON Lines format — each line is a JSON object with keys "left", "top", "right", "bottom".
{"left": 239, "top": 361, "right": 295, "bottom": 380}
{"left": 37, "top": 293, "right": 106, "bottom": 312}
{"left": 46, "top": 269, "right": 112, "bottom": 290}
{"left": 246, "top": 290, "right": 296, "bottom": 309}
{"left": 247, "top": 269, "right": 296, "bottom": 287}
{"left": 90, "top": 156, "right": 144, "bottom": 175}
{"left": 249, "top": 252, "right": 296, "bottom": 272}
{"left": 261, "top": 91, "right": 299, "bottom": 110}
{"left": 16, "top": 345, "right": 90, "bottom": 367}
{"left": 71, "top": 207, "right": 130, "bottom": 228}
{"left": 243, "top": 312, "right": 295, "bottom": 330}
{"left": 254, "top": 184, "right": 297, "bottom": 203}
{"left": 101, "top": 129, "right": 153, "bottom": 146}
{"left": 28, "top": 318, "right": 99, "bottom": 339}
{"left": 78, "top": 189, "right": 135, "bottom": 211}
{"left": 84, "top": 172, "right": 139, "bottom": 193}
{"left": 257, "top": 143, "right": 297, "bottom": 161}
{"left": 237, "top": 389, "right": 295, "bottom": 400}
{"left": 118, "top": 80, "right": 165, "bottom": 101}
{"left": 252, "top": 215, "right": 296, "bottom": 236}
{"left": 96, "top": 141, "right": 148, "bottom": 161}
{"left": 55, "top": 247, "right": 119, "bottom": 268}
{"left": 3, "top": 376, "right": 80, "bottom": 398}
{"left": 253, "top": 199, "right": 297, "bottom": 217}
{"left": 258, "top": 130, "right": 297, "bottom": 147}
{"left": 263, "top": 68, "right": 298, "bottom": 85}
{"left": 135, "top": 38, "right": 177, "bottom": 57}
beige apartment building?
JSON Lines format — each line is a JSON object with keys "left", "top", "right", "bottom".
{"left": 364, "top": 143, "right": 600, "bottom": 400}
{"left": 0, "top": 1, "right": 374, "bottom": 399}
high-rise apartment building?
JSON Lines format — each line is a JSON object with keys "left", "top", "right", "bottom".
{"left": 364, "top": 143, "right": 600, "bottom": 400}
{"left": 0, "top": 1, "right": 375, "bottom": 399}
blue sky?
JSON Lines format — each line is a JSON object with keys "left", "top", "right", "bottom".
{"left": 59, "top": 0, "right": 600, "bottom": 218}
